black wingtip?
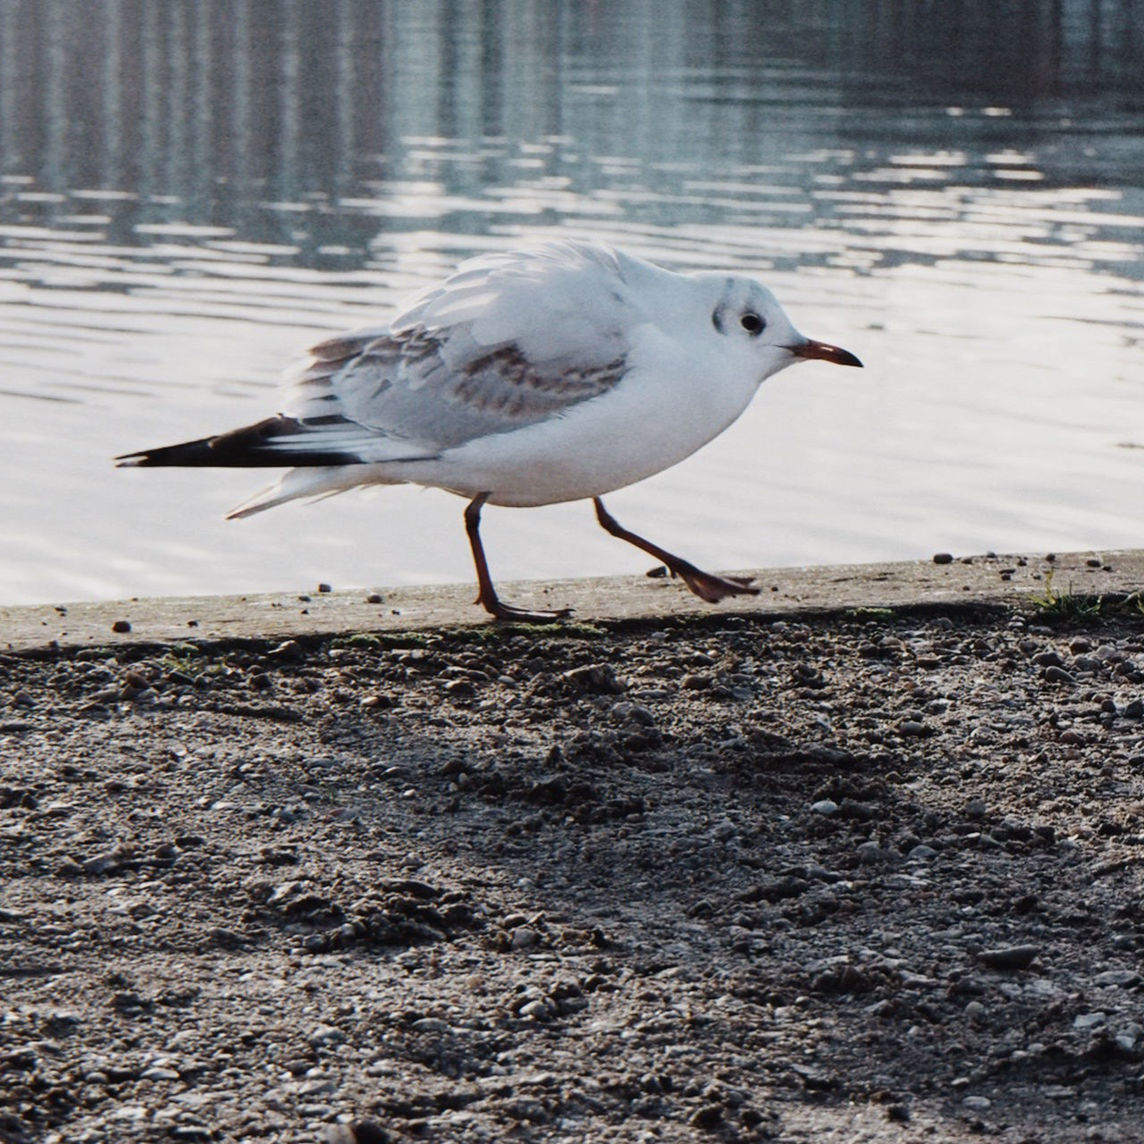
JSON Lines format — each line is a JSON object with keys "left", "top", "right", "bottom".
{"left": 115, "top": 416, "right": 369, "bottom": 469}
{"left": 114, "top": 437, "right": 218, "bottom": 467}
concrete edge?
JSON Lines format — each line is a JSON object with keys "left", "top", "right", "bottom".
{"left": 3, "top": 549, "right": 1143, "bottom": 654}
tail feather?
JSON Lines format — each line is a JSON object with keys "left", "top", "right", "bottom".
{"left": 225, "top": 466, "right": 400, "bottom": 519}
{"left": 116, "top": 416, "right": 362, "bottom": 469}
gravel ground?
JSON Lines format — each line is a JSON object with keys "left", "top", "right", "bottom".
{"left": 4, "top": 602, "right": 1144, "bottom": 1143}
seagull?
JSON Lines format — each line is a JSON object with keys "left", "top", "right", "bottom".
{"left": 118, "top": 240, "right": 861, "bottom": 622}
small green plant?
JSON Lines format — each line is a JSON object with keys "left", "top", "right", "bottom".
{"left": 1029, "top": 570, "right": 1103, "bottom": 620}
{"left": 846, "top": 607, "right": 895, "bottom": 621}
{"left": 335, "top": 633, "right": 382, "bottom": 649}
{"left": 328, "top": 632, "right": 430, "bottom": 650}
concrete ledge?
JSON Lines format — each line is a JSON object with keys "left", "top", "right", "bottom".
{"left": 3, "top": 549, "right": 1142, "bottom": 653}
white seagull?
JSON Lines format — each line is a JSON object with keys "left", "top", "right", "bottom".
{"left": 119, "top": 240, "right": 861, "bottom": 622}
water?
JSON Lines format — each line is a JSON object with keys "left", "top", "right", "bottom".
{"left": 1, "top": 0, "right": 1141, "bottom": 607}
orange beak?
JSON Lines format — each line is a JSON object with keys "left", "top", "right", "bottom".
{"left": 788, "top": 339, "right": 863, "bottom": 368}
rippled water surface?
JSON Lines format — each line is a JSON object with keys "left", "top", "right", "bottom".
{"left": 1, "top": 0, "right": 1142, "bottom": 605}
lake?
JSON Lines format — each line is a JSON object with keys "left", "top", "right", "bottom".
{"left": 1, "top": 0, "right": 1141, "bottom": 606}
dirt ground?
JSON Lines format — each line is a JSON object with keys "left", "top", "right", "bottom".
{"left": 4, "top": 599, "right": 1144, "bottom": 1143}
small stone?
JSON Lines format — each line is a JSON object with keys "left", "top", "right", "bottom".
{"left": 111, "top": 619, "right": 131, "bottom": 634}
{"left": 907, "top": 844, "right": 938, "bottom": 861}
{"left": 839, "top": 799, "right": 875, "bottom": 821}
{"left": 856, "top": 841, "right": 895, "bottom": 865}
{"left": 318, "top": 583, "right": 333, "bottom": 593}
{"left": 962, "top": 1095, "right": 992, "bottom": 1111}
{"left": 689, "top": 1104, "right": 724, "bottom": 1129}
{"left": 562, "top": 664, "right": 624, "bottom": 694}
{"left": 444, "top": 679, "right": 476, "bottom": 699}
{"left": 1043, "top": 665, "right": 1075, "bottom": 685}
{"left": 1073, "top": 1012, "right": 1107, "bottom": 1031}
{"left": 410, "top": 1017, "right": 450, "bottom": 1034}
{"left": 324, "top": 1125, "right": 391, "bottom": 1144}
{"left": 810, "top": 799, "right": 839, "bottom": 816}
{"left": 932, "top": 552, "right": 954, "bottom": 565}
{"left": 366, "top": 593, "right": 384, "bottom": 604}
{"left": 1123, "top": 698, "right": 1144, "bottom": 720}
{"left": 964, "top": 1001, "right": 987, "bottom": 1021}
{"left": 978, "top": 945, "right": 1039, "bottom": 971}
{"left": 510, "top": 927, "right": 540, "bottom": 950}
{"left": 140, "top": 1066, "right": 180, "bottom": 1081}
{"left": 307, "top": 1023, "right": 347, "bottom": 1046}
{"left": 898, "top": 720, "right": 931, "bottom": 738}
{"left": 1094, "top": 969, "right": 1139, "bottom": 987}
{"left": 82, "top": 852, "right": 120, "bottom": 876}
{"left": 965, "top": 798, "right": 988, "bottom": 820}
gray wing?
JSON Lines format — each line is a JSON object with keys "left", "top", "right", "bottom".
{"left": 286, "top": 326, "right": 628, "bottom": 458}
{"left": 277, "top": 241, "right": 644, "bottom": 462}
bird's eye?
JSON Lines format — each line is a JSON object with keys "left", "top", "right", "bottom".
{"left": 740, "top": 312, "right": 765, "bottom": 335}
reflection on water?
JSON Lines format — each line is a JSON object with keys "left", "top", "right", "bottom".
{"left": 0, "top": 0, "right": 1141, "bottom": 605}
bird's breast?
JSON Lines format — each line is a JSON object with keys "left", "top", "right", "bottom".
{"left": 435, "top": 343, "right": 759, "bottom": 507}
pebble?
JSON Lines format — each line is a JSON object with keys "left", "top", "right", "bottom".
{"left": 562, "top": 664, "right": 624, "bottom": 694}
{"left": 1043, "top": 665, "right": 1075, "bottom": 685}
{"left": 978, "top": 945, "right": 1040, "bottom": 971}
{"left": 111, "top": 619, "right": 132, "bottom": 633}
{"left": 856, "top": 841, "right": 896, "bottom": 865}
{"left": 932, "top": 552, "right": 954, "bottom": 565}
{"left": 324, "top": 1125, "right": 390, "bottom": 1144}
{"left": 898, "top": 719, "right": 931, "bottom": 738}
{"left": 307, "top": 1024, "right": 346, "bottom": 1046}
{"left": 810, "top": 799, "right": 839, "bottom": 816}
{"left": 510, "top": 927, "right": 540, "bottom": 950}
{"left": 1094, "top": 969, "right": 1139, "bottom": 987}
{"left": 1073, "top": 1012, "right": 1107, "bottom": 1031}
{"left": 962, "top": 1095, "right": 992, "bottom": 1111}
{"left": 82, "top": 852, "right": 120, "bottom": 876}
{"left": 410, "top": 1017, "right": 450, "bottom": 1034}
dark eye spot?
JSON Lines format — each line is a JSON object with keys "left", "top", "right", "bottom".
{"left": 740, "top": 312, "right": 765, "bottom": 335}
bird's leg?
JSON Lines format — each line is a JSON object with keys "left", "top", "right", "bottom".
{"left": 463, "top": 494, "right": 573, "bottom": 623}
{"left": 593, "top": 497, "right": 759, "bottom": 604}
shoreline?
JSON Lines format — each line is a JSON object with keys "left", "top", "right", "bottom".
{"left": 4, "top": 547, "right": 1142, "bottom": 653}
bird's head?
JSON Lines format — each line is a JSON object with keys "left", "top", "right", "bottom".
{"left": 701, "top": 274, "right": 863, "bottom": 381}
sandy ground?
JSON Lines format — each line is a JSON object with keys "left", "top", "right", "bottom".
{"left": 4, "top": 594, "right": 1144, "bottom": 1143}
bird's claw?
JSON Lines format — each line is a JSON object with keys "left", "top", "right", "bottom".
{"left": 679, "top": 571, "right": 759, "bottom": 604}
{"left": 479, "top": 596, "right": 574, "bottom": 624}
